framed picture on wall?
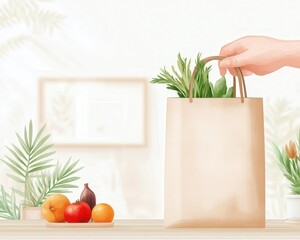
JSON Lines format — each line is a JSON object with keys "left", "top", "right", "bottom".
{"left": 39, "top": 78, "right": 147, "bottom": 147}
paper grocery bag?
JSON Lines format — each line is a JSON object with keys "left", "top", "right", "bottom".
{"left": 164, "top": 56, "right": 265, "bottom": 228}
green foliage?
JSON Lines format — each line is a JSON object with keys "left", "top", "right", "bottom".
{"left": 151, "top": 53, "right": 234, "bottom": 98}
{"left": 273, "top": 134, "right": 300, "bottom": 194}
{"left": 2, "top": 121, "right": 55, "bottom": 186}
{"left": 192, "top": 55, "right": 213, "bottom": 98}
{"left": 0, "top": 0, "right": 65, "bottom": 57}
{"left": 0, "top": 185, "right": 20, "bottom": 220}
{"left": 213, "top": 77, "right": 234, "bottom": 98}
{"left": 0, "top": 121, "right": 83, "bottom": 219}
{"left": 0, "top": 0, "right": 65, "bottom": 31}
{"left": 27, "top": 159, "right": 84, "bottom": 207}
{"left": 0, "top": 35, "right": 29, "bottom": 58}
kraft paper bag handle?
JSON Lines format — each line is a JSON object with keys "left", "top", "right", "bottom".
{"left": 189, "top": 55, "right": 248, "bottom": 103}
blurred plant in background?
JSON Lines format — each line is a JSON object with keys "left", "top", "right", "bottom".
{"left": 0, "top": 0, "right": 67, "bottom": 182}
{"left": 265, "top": 98, "right": 300, "bottom": 218}
{"left": 0, "top": 0, "right": 65, "bottom": 57}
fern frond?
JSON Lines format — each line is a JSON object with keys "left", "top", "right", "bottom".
{"left": 0, "top": 0, "right": 65, "bottom": 32}
{"left": 32, "top": 9, "right": 65, "bottom": 33}
{"left": 0, "top": 35, "right": 29, "bottom": 58}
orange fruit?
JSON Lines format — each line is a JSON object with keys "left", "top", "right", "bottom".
{"left": 92, "top": 203, "right": 114, "bottom": 222}
{"left": 41, "top": 194, "right": 70, "bottom": 222}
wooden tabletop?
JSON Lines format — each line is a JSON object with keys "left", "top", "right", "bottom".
{"left": 1, "top": 219, "right": 300, "bottom": 240}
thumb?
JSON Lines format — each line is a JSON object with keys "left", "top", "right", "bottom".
{"left": 219, "top": 52, "right": 249, "bottom": 68}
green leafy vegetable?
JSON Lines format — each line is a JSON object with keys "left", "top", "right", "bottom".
{"left": 151, "top": 53, "right": 233, "bottom": 98}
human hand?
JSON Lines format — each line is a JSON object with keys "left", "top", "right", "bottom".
{"left": 219, "top": 36, "right": 286, "bottom": 76}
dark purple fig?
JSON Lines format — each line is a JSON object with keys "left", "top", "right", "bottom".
{"left": 80, "top": 183, "right": 96, "bottom": 210}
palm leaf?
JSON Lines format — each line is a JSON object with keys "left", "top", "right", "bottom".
{"left": 6, "top": 173, "right": 24, "bottom": 184}
{"left": 31, "top": 134, "right": 51, "bottom": 154}
{"left": 30, "top": 144, "right": 54, "bottom": 159}
{"left": 4, "top": 155, "right": 25, "bottom": 173}
{"left": 0, "top": 120, "right": 82, "bottom": 218}
{"left": 24, "top": 126, "right": 30, "bottom": 152}
{"left": 0, "top": 185, "right": 20, "bottom": 220}
{"left": 17, "top": 132, "right": 30, "bottom": 155}
{"left": 29, "top": 151, "right": 56, "bottom": 164}
{"left": 6, "top": 146, "right": 27, "bottom": 168}
{"left": 1, "top": 121, "right": 55, "bottom": 208}
{"left": 2, "top": 122, "right": 55, "bottom": 185}
{"left": 12, "top": 144, "right": 27, "bottom": 162}
{"left": 31, "top": 124, "right": 47, "bottom": 149}
{"left": 29, "top": 120, "right": 33, "bottom": 148}
{"left": 28, "top": 164, "right": 54, "bottom": 174}
{"left": 1, "top": 159, "right": 25, "bottom": 178}
{"left": 30, "top": 159, "right": 53, "bottom": 169}
{"left": 34, "top": 159, "right": 84, "bottom": 206}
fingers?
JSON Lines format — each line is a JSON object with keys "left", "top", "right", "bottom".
{"left": 228, "top": 68, "right": 236, "bottom": 76}
{"left": 219, "top": 39, "right": 252, "bottom": 77}
{"left": 226, "top": 67, "right": 253, "bottom": 76}
{"left": 219, "top": 52, "right": 249, "bottom": 68}
{"left": 220, "top": 39, "right": 245, "bottom": 57}
{"left": 219, "top": 65, "right": 227, "bottom": 76}
{"left": 242, "top": 69, "right": 253, "bottom": 76}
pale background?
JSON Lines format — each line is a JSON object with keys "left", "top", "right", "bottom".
{"left": 0, "top": 0, "right": 300, "bottom": 219}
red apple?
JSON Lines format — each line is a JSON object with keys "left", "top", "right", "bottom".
{"left": 64, "top": 201, "right": 91, "bottom": 223}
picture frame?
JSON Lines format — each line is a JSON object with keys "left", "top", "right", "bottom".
{"left": 39, "top": 78, "right": 147, "bottom": 147}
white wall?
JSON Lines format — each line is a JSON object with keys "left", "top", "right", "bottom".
{"left": 1, "top": 0, "right": 300, "bottom": 219}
